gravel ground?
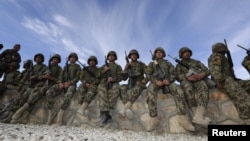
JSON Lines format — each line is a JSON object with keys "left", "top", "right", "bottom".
{"left": 0, "top": 123, "right": 208, "bottom": 141}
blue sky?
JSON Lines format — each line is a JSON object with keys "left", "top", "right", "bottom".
{"left": 1, "top": 0, "right": 250, "bottom": 81}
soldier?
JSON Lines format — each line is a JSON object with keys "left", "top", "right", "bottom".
{"left": 175, "top": 47, "right": 211, "bottom": 126}
{"left": 119, "top": 49, "right": 148, "bottom": 118}
{"left": 0, "top": 60, "right": 32, "bottom": 123}
{"left": 77, "top": 56, "right": 100, "bottom": 115}
{"left": 0, "top": 44, "right": 21, "bottom": 78}
{"left": 145, "top": 47, "right": 195, "bottom": 132}
{"left": 45, "top": 52, "right": 81, "bottom": 125}
{"left": 11, "top": 53, "right": 47, "bottom": 123}
{"left": 208, "top": 42, "right": 250, "bottom": 119}
{"left": 98, "top": 51, "right": 122, "bottom": 127}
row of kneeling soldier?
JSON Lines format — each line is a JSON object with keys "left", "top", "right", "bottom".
{"left": 0, "top": 42, "right": 250, "bottom": 132}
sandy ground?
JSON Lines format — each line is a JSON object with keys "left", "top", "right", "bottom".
{"left": 0, "top": 123, "right": 208, "bottom": 141}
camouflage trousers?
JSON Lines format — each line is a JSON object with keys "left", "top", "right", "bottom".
{"left": 97, "top": 83, "right": 120, "bottom": 112}
{"left": 223, "top": 77, "right": 250, "bottom": 118}
{"left": 46, "top": 84, "right": 76, "bottom": 110}
{"left": 120, "top": 84, "right": 146, "bottom": 104}
{"left": 77, "top": 84, "right": 97, "bottom": 105}
{"left": 180, "top": 80, "right": 209, "bottom": 108}
{"left": 9, "top": 87, "right": 32, "bottom": 111}
{"left": 147, "top": 82, "right": 186, "bottom": 117}
{"left": 26, "top": 86, "right": 50, "bottom": 107}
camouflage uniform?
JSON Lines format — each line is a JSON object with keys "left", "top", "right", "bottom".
{"left": 46, "top": 53, "right": 80, "bottom": 110}
{"left": 98, "top": 51, "right": 122, "bottom": 126}
{"left": 120, "top": 49, "right": 148, "bottom": 104}
{"left": 0, "top": 44, "right": 21, "bottom": 78}
{"left": 146, "top": 47, "right": 195, "bottom": 131}
{"left": 208, "top": 42, "right": 250, "bottom": 119}
{"left": 25, "top": 54, "right": 62, "bottom": 108}
{"left": 176, "top": 47, "right": 210, "bottom": 108}
{"left": 10, "top": 53, "right": 47, "bottom": 122}
{"left": 77, "top": 56, "right": 100, "bottom": 105}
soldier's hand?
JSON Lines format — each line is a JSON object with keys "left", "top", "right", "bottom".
{"left": 156, "top": 80, "right": 163, "bottom": 87}
{"left": 216, "top": 82, "right": 224, "bottom": 90}
{"left": 59, "top": 83, "right": 64, "bottom": 89}
{"left": 63, "top": 82, "right": 71, "bottom": 88}
{"left": 162, "top": 79, "right": 170, "bottom": 85}
{"left": 125, "top": 63, "right": 131, "bottom": 70}
{"left": 104, "top": 66, "right": 110, "bottom": 72}
{"left": 107, "top": 77, "right": 113, "bottom": 82}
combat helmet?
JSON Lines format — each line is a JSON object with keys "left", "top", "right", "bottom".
{"left": 179, "top": 47, "right": 192, "bottom": 58}
{"left": 68, "top": 52, "right": 78, "bottom": 61}
{"left": 107, "top": 50, "right": 117, "bottom": 60}
{"left": 88, "top": 56, "right": 98, "bottom": 65}
{"left": 34, "top": 53, "right": 45, "bottom": 62}
{"left": 154, "top": 47, "right": 166, "bottom": 57}
{"left": 50, "top": 54, "right": 61, "bottom": 63}
{"left": 23, "top": 59, "right": 32, "bottom": 69}
{"left": 212, "top": 42, "right": 228, "bottom": 53}
{"left": 128, "top": 49, "right": 139, "bottom": 58}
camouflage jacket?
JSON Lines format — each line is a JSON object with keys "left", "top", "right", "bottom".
{"left": 31, "top": 63, "right": 47, "bottom": 87}
{"left": 2, "top": 70, "right": 20, "bottom": 86}
{"left": 99, "top": 62, "right": 122, "bottom": 84}
{"left": 46, "top": 64, "right": 62, "bottom": 86}
{"left": 208, "top": 52, "right": 235, "bottom": 82}
{"left": 123, "top": 61, "right": 148, "bottom": 85}
{"left": 79, "top": 66, "right": 101, "bottom": 86}
{"left": 176, "top": 58, "right": 210, "bottom": 82}
{"left": 58, "top": 63, "right": 81, "bottom": 85}
{"left": 146, "top": 59, "right": 176, "bottom": 84}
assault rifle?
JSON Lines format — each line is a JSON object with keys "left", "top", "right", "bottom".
{"left": 224, "top": 39, "right": 237, "bottom": 79}
{"left": 64, "top": 57, "right": 69, "bottom": 82}
{"left": 167, "top": 54, "right": 216, "bottom": 88}
{"left": 29, "top": 60, "right": 34, "bottom": 88}
{"left": 77, "top": 60, "right": 96, "bottom": 79}
{"left": 46, "top": 55, "right": 52, "bottom": 87}
{"left": 125, "top": 51, "right": 133, "bottom": 89}
{"left": 237, "top": 44, "right": 250, "bottom": 56}
{"left": 105, "top": 56, "right": 112, "bottom": 90}
{"left": 150, "top": 50, "right": 170, "bottom": 94}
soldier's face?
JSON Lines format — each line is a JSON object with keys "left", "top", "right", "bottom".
{"left": 130, "top": 54, "right": 138, "bottom": 61}
{"left": 155, "top": 51, "right": 163, "bottom": 59}
{"left": 182, "top": 51, "right": 191, "bottom": 60}
{"left": 108, "top": 55, "right": 115, "bottom": 62}
{"left": 36, "top": 56, "right": 42, "bottom": 63}
{"left": 89, "top": 60, "right": 96, "bottom": 67}
{"left": 52, "top": 58, "right": 59, "bottom": 64}
{"left": 69, "top": 57, "right": 76, "bottom": 63}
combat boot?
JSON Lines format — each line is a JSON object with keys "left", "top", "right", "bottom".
{"left": 118, "top": 101, "right": 132, "bottom": 118}
{"left": 12, "top": 103, "right": 29, "bottom": 120}
{"left": 56, "top": 109, "right": 64, "bottom": 126}
{"left": 192, "top": 106, "right": 211, "bottom": 125}
{"left": 147, "top": 116, "right": 160, "bottom": 132}
{"left": 46, "top": 110, "right": 54, "bottom": 125}
{"left": 99, "top": 111, "right": 112, "bottom": 127}
{"left": 178, "top": 115, "right": 196, "bottom": 131}
{"left": 0, "top": 111, "right": 14, "bottom": 123}
{"left": 77, "top": 102, "right": 88, "bottom": 115}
